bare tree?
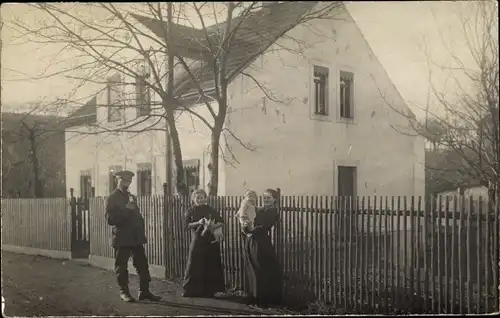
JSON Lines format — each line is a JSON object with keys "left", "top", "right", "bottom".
{"left": 374, "top": 1, "right": 499, "bottom": 293}
{"left": 5, "top": 1, "right": 343, "bottom": 195}
{"left": 377, "top": 1, "right": 499, "bottom": 201}
{"left": 2, "top": 106, "right": 67, "bottom": 198}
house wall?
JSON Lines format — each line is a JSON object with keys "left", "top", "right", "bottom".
{"left": 224, "top": 4, "right": 425, "bottom": 200}
{"left": 64, "top": 16, "right": 231, "bottom": 196}
{"left": 65, "top": 93, "right": 222, "bottom": 197}
{"left": 66, "top": 126, "right": 167, "bottom": 197}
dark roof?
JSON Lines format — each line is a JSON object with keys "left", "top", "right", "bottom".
{"left": 1, "top": 111, "right": 75, "bottom": 135}
{"left": 66, "top": 2, "right": 329, "bottom": 125}
{"left": 66, "top": 95, "right": 98, "bottom": 126}
{"left": 2, "top": 112, "right": 65, "bottom": 129}
{"left": 131, "top": 1, "right": 320, "bottom": 96}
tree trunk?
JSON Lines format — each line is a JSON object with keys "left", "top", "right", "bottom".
{"left": 208, "top": 130, "right": 221, "bottom": 196}
{"left": 165, "top": 112, "right": 189, "bottom": 196}
{"left": 207, "top": 87, "right": 228, "bottom": 196}
{"left": 28, "top": 130, "right": 43, "bottom": 198}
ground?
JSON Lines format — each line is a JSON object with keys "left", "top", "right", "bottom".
{"left": 1, "top": 251, "right": 284, "bottom": 316}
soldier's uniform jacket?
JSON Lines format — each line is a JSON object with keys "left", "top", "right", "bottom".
{"left": 106, "top": 188, "right": 147, "bottom": 247}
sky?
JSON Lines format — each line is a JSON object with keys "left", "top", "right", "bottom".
{"left": 0, "top": 1, "right": 487, "bottom": 118}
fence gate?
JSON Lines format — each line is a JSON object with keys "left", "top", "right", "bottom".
{"left": 71, "top": 196, "right": 90, "bottom": 259}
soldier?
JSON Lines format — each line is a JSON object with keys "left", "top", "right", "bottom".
{"left": 105, "top": 170, "right": 161, "bottom": 302}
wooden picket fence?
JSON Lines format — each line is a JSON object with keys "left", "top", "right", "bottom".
{"left": 1, "top": 198, "right": 71, "bottom": 253}
{"left": 88, "top": 196, "right": 166, "bottom": 268}
{"left": 160, "top": 195, "right": 499, "bottom": 314}
{"left": 2, "top": 194, "right": 499, "bottom": 314}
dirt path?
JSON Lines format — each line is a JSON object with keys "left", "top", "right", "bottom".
{"left": 1, "top": 251, "right": 277, "bottom": 316}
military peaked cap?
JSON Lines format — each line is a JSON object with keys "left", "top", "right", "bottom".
{"left": 114, "top": 170, "right": 135, "bottom": 179}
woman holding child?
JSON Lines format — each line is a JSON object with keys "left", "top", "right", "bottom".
{"left": 238, "top": 189, "right": 283, "bottom": 308}
{"left": 182, "top": 189, "right": 225, "bottom": 298}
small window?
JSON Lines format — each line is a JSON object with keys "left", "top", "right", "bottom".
{"left": 340, "top": 71, "right": 354, "bottom": 119}
{"left": 313, "top": 65, "right": 329, "bottom": 116}
{"left": 182, "top": 159, "right": 200, "bottom": 194}
{"left": 108, "top": 165, "right": 123, "bottom": 193}
{"left": 79, "top": 170, "right": 94, "bottom": 198}
{"left": 137, "top": 164, "right": 152, "bottom": 196}
{"left": 136, "top": 75, "right": 151, "bottom": 117}
{"left": 107, "top": 81, "right": 123, "bottom": 123}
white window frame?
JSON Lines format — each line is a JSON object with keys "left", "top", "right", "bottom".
{"left": 135, "top": 74, "right": 151, "bottom": 118}
{"left": 336, "top": 66, "right": 356, "bottom": 124}
{"left": 136, "top": 162, "right": 153, "bottom": 196}
{"left": 309, "top": 60, "right": 334, "bottom": 122}
{"left": 107, "top": 77, "right": 125, "bottom": 124}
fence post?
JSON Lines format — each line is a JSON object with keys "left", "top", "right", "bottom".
{"left": 162, "top": 182, "right": 170, "bottom": 280}
{"left": 275, "top": 188, "right": 282, "bottom": 264}
{"left": 70, "top": 188, "right": 77, "bottom": 258}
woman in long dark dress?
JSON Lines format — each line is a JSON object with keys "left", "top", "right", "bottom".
{"left": 183, "top": 189, "right": 225, "bottom": 297}
{"left": 242, "top": 188, "right": 283, "bottom": 308}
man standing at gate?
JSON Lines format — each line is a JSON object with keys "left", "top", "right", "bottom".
{"left": 105, "top": 170, "right": 161, "bottom": 303}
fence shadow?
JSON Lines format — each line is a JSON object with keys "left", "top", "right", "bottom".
{"left": 151, "top": 299, "right": 268, "bottom": 315}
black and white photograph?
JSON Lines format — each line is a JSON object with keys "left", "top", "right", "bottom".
{"left": 1, "top": 1, "right": 499, "bottom": 316}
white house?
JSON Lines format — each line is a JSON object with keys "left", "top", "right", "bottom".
{"left": 65, "top": 2, "right": 425, "bottom": 200}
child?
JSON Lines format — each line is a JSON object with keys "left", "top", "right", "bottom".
{"left": 235, "top": 190, "right": 257, "bottom": 230}
{"left": 126, "top": 192, "right": 139, "bottom": 211}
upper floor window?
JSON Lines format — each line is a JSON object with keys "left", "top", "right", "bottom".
{"left": 340, "top": 71, "right": 354, "bottom": 119}
{"left": 137, "top": 163, "right": 152, "bottom": 196}
{"left": 136, "top": 75, "right": 151, "bottom": 117}
{"left": 313, "top": 65, "right": 329, "bottom": 116}
{"left": 107, "top": 78, "right": 123, "bottom": 123}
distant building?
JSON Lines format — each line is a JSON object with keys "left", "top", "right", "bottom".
{"left": 436, "top": 184, "right": 490, "bottom": 214}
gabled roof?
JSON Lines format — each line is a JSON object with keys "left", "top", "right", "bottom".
{"left": 66, "top": 2, "right": 341, "bottom": 124}
{"left": 68, "top": 95, "right": 97, "bottom": 119}
{"left": 66, "top": 95, "right": 98, "bottom": 126}
{"left": 131, "top": 1, "right": 320, "bottom": 97}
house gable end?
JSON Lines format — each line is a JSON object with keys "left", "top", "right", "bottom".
{"left": 343, "top": 8, "right": 416, "bottom": 121}
{"left": 230, "top": 3, "right": 414, "bottom": 129}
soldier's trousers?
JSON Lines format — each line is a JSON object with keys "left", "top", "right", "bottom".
{"left": 114, "top": 245, "right": 151, "bottom": 291}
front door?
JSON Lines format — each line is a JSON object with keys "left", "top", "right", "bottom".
{"left": 338, "top": 165, "right": 357, "bottom": 202}
{"left": 337, "top": 166, "right": 357, "bottom": 239}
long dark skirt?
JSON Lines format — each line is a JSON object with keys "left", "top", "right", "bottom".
{"left": 183, "top": 234, "right": 225, "bottom": 296}
{"left": 244, "top": 232, "right": 283, "bottom": 306}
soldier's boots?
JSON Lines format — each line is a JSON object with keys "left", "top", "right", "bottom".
{"left": 138, "top": 290, "right": 161, "bottom": 301}
{"left": 138, "top": 280, "right": 161, "bottom": 301}
{"left": 120, "top": 287, "right": 136, "bottom": 303}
